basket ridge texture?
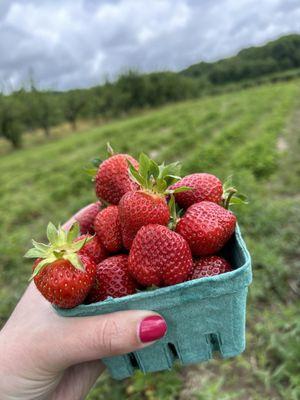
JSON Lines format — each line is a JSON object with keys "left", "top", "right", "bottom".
{"left": 55, "top": 225, "right": 252, "bottom": 380}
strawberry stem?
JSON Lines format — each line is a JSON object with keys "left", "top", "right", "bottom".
{"left": 224, "top": 188, "right": 237, "bottom": 209}
{"left": 168, "top": 194, "right": 179, "bottom": 230}
{"left": 222, "top": 176, "right": 248, "bottom": 209}
{"left": 107, "top": 142, "right": 114, "bottom": 156}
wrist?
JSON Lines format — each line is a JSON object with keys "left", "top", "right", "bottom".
{"left": 0, "top": 332, "right": 15, "bottom": 397}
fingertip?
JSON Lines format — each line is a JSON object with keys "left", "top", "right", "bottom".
{"left": 138, "top": 315, "right": 168, "bottom": 343}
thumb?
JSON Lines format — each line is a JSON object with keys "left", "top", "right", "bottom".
{"left": 55, "top": 310, "right": 167, "bottom": 367}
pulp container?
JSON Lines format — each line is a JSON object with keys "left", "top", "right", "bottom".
{"left": 55, "top": 226, "right": 252, "bottom": 380}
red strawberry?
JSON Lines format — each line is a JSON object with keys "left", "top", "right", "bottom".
{"left": 77, "top": 234, "right": 107, "bottom": 264}
{"left": 176, "top": 201, "right": 236, "bottom": 256}
{"left": 75, "top": 202, "right": 102, "bottom": 234}
{"left": 26, "top": 223, "right": 96, "bottom": 308}
{"left": 33, "top": 256, "right": 96, "bottom": 308}
{"left": 94, "top": 206, "right": 123, "bottom": 253}
{"left": 118, "top": 153, "right": 188, "bottom": 249}
{"left": 190, "top": 256, "right": 232, "bottom": 280}
{"left": 95, "top": 154, "right": 139, "bottom": 204}
{"left": 170, "top": 173, "right": 223, "bottom": 209}
{"left": 128, "top": 224, "right": 193, "bottom": 287}
{"left": 119, "top": 191, "right": 170, "bottom": 249}
{"left": 86, "top": 254, "right": 137, "bottom": 303}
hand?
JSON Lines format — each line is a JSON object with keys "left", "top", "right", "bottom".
{"left": 0, "top": 205, "right": 167, "bottom": 400}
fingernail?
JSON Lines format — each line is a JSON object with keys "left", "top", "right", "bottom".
{"left": 139, "top": 315, "right": 167, "bottom": 343}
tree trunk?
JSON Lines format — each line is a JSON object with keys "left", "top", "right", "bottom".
{"left": 71, "top": 118, "right": 77, "bottom": 131}
{"left": 11, "top": 137, "right": 22, "bottom": 149}
{"left": 44, "top": 125, "right": 50, "bottom": 137}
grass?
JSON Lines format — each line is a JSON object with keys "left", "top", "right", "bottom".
{"left": 0, "top": 80, "right": 300, "bottom": 399}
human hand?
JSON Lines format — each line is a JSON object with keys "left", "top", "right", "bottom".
{"left": 0, "top": 205, "right": 167, "bottom": 400}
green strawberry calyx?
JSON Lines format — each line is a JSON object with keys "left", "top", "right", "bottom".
{"left": 128, "top": 153, "right": 191, "bottom": 197}
{"left": 222, "top": 176, "right": 249, "bottom": 209}
{"left": 25, "top": 222, "right": 91, "bottom": 280}
{"left": 83, "top": 142, "right": 114, "bottom": 180}
{"left": 83, "top": 157, "right": 102, "bottom": 180}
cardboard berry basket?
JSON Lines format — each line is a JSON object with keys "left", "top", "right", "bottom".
{"left": 55, "top": 225, "right": 252, "bottom": 380}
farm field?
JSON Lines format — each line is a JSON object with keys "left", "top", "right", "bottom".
{"left": 0, "top": 81, "right": 299, "bottom": 399}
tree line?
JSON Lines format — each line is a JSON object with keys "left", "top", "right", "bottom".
{"left": 1, "top": 34, "right": 300, "bottom": 149}
{"left": 181, "top": 34, "right": 300, "bottom": 85}
{"left": 0, "top": 71, "right": 197, "bottom": 149}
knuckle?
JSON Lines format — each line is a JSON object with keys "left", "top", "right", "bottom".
{"left": 95, "top": 318, "right": 122, "bottom": 355}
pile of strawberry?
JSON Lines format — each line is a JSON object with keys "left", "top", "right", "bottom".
{"left": 26, "top": 147, "right": 246, "bottom": 308}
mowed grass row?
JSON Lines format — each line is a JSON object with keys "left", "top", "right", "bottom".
{"left": 0, "top": 81, "right": 300, "bottom": 399}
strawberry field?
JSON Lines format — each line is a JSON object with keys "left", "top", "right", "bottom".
{"left": 0, "top": 80, "right": 299, "bottom": 399}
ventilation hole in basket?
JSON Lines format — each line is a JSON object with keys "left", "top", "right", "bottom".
{"left": 128, "top": 352, "right": 139, "bottom": 369}
{"left": 206, "top": 333, "right": 221, "bottom": 355}
{"left": 167, "top": 342, "right": 179, "bottom": 359}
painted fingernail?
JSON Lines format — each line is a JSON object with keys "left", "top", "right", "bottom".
{"left": 139, "top": 315, "right": 167, "bottom": 343}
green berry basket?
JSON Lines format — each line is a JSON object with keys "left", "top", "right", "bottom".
{"left": 55, "top": 225, "right": 252, "bottom": 380}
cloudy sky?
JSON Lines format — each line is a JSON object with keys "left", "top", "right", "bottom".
{"left": 0, "top": 0, "right": 300, "bottom": 91}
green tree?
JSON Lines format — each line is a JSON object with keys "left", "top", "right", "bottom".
{"left": 88, "top": 82, "right": 127, "bottom": 118}
{"left": 0, "top": 93, "right": 23, "bottom": 148}
{"left": 28, "top": 85, "right": 59, "bottom": 137}
{"left": 116, "top": 71, "right": 148, "bottom": 110}
{"left": 62, "top": 90, "right": 86, "bottom": 130}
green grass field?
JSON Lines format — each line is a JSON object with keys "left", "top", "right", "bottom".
{"left": 1, "top": 81, "right": 300, "bottom": 399}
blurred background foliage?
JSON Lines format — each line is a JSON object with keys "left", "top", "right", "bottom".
{"left": 0, "top": 33, "right": 300, "bottom": 399}
{"left": 1, "top": 34, "right": 300, "bottom": 150}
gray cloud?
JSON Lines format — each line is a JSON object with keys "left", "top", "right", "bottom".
{"left": 0, "top": 0, "right": 300, "bottom": 91}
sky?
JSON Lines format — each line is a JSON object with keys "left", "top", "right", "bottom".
{"left": 0, "top": 0, "right": 300, "bottom": 91}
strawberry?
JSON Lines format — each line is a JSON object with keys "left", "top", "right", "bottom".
{"left": 86, "top": 254, "right": 137, "bottom": 303}
{"left": 119, "top": 153, "right": 189, "bottom": 249}
{"left": 190, "top": 256, "right": 232, "bottom": 279}
{"left": 95, "top": 152, "right": 139, "bottom": 205}
{"left": 170, "top": 173, "right": 223, "bottom": 209}
{"left": 128, "top": 224, "right": 193, "bottom": 287}
{"left": 77, "top": 234, "right": 107, "bottom": 264}
{"left": 94, "top": 205, "right": 123, "bottom": 253}
{"left": 75, "top": 201, "right": 102, "bottom": 234}
{"left": 25, "top": 223, "right": 96, "bottom": 308}
{"left": 119, "top": 191, "right": 170, "bottom": 249}
{"left": 176, "top": 201, "right": 236, "bottom": 256}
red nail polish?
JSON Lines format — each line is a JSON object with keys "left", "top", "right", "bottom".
{"left": 139, "top": 315, "right": 167, "bottom": 343}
